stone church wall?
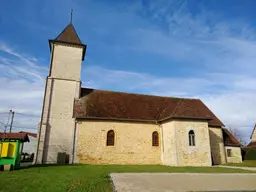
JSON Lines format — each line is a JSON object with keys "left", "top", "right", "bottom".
{"left": 35, "top": 43, "right": 83, "bottom": 164}
{"left": 209, "top": 127, "right": 226, "bottom": 165}
{"left": 161, "top": 121, "right": 177, "bottom": 165}
{"left": 75, "top": 120, "right": 162, "bottom": 164}
{"left": 42, "top": 79, "right": 80, "bottom": 163}
{"left": 174, "top": 120, "right": 212, "bottom": 166}
{"left": 50, "top": 44, "right": 83, "bottom": 81}
{"left": 225, "top": 146, "right": 242, "bottom": 163}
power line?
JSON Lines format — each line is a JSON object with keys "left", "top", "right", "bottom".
{"left": 0, "top": 112, "right": 9, "bottom": 115}
{"left": 12, "top": 125, "right": 36, "bottom": 130}
{"left": 15, "top": 112, "right": 40, "bottom": 117}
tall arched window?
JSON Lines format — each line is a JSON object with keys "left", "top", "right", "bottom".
{"left": 107, "top": 130, "right": 115, "bottom": 146}
{"left": 152, "top": 131, "right": 159, "bottom": 146}
{"left": 189, "top": 130, "right": 195, "bottom": 146}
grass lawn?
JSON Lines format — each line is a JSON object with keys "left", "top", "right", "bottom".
{"left": 0, "top": 164, "right": 255, "bottom": 192}
{"left": 225, "top": 160, "right": 256, "bottom": 167}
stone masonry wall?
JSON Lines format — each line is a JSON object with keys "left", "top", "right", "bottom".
{"left": 174, "top": 120, "right": 212, "bottom": 166}
{"left": 161, "top": 121, "right": 177, "bottom": 166}
{"left": 75, "top": 121, "right": 162, "bottom": 164}
{"left": 225, "top": 146, "right": 242, "bottom": 163}
{"left": 209, "top": 127, "right": 226, "bottom": 165}
{"left": 35, "top": 43, "right": 83, "bottom": 164}
{"left": 42, "top": 79, "right": 80, "bottom": 163}
{"left": 50, "top": 44, "right": 83, "bottom": 81}
{"left": 35, "top": 78, "right": 52, "bottom": 164}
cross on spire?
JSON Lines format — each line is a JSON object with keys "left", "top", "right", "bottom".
{"left": 70, "top": 9, "right": 73, "bottom": 24}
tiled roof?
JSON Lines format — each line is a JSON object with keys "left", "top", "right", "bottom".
{"left": 50, "top": 23, "right": 86, "bottom": 60}
{"left": 250, "top": 124, "right": 256, "bottom": 139}
{"left": 0, "top": 132, "right": 30, "bottom": 142}
{"left": 19, "top": 131, "right": 37, "bottom": 138}
{"left": 73, "top": 88, "right": 224, "bottom": 127}
{"left": 222, "top": 128, "right": 242, "bottom": 147}
{"left": 247, "top": 141, "right": 256, "bottom": 147}
{"left": 55, "top": 23, "right": 82, "bottom": 45}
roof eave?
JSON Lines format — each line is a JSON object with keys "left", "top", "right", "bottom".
{"left": 76, "top": 116, "right": 157, "bottom": 124}
{"left": 75, "top": 116, "right": 214, "bottom": 124}
{"left": 224, "top": 144, "right": 242, "bottom": 147}
{"left": 159, "top": 116, "right": 213, "bottom": 123}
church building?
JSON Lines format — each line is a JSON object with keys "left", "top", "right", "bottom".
{"left": 35, "top": 23, "right": 242, "bottom": 166}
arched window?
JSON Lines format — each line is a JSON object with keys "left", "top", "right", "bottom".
{"left": 107, "top": 130, "right": 115, "bottom": 146}
{"left": 189, "top": 130, "right": 195, "bottom": 146}
{"left": 152, "top": 131, "right": 159, "bottom": 146}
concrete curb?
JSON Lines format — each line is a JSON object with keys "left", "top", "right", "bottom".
{"left": 219, "top": 165, "right": 256, "bottom": 171}
{"left": 111, "top": 172, "right": 256, "bottom": 176}
{"left": 109, "top": 174, "right": 117, "bottom": 192}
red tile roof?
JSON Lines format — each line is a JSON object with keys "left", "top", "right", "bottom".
{"left": 222, "top": 128, "right": 242, "bottom": 147}
{"left": 0, "top": 132, "right": 29, "bottom": 142}
{"left": 250, "top": 124, "right": 256, "bottom": 139}
{"left": 19, "top": 131, "right": 37, "bottom": 138}
{"left": 247, "top": 141, "right": 256, "bottom": 147}
{"left": 73, "top": 88, "right": 224, "bottom": 127}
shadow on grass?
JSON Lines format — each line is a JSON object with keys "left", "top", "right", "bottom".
{"left": 18, "top": 163, "right": 90, "bottom": 170}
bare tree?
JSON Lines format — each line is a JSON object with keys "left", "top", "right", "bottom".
{"left": 228, "top": 127, "right": 247, "bottom": 146}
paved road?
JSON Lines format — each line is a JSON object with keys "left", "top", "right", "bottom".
{"left": 111, "top": 173, "right": 256, "bottom": 192}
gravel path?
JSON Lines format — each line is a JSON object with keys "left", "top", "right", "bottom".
{"left": 111, "top": 173, "right": 256, "bottom": 192}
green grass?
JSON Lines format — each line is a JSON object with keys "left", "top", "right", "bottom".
{"left": 225, "top": 160, "right": 256, "bottom": 167}
{"left": 0, "top": 164, "right": 255, "bottom": 192}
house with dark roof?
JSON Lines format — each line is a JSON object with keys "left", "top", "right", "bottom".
{"left": 35, "top": 23, "right": 242, "bottom": 166}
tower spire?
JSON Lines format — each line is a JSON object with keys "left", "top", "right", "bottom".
{"left": 70, "top": 9, "right": 73, "bottom": 24}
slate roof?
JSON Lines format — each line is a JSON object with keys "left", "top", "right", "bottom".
{"left": 222, "top": 128, "right": 242, "bottom": 147}
{"left": 0, "top": 132, "right": 30, "bottom": 142}
{"left": 73, "top": 88, "right": 224, "bottom": 127}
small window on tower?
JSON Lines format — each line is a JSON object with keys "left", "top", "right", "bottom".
{"left": 227, "top": 149, "right": 232, "bottom": 157}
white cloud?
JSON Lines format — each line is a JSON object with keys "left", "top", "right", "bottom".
{"left": 0, "top": 43, "right": 46, "bottom": 133}
{"left": 1, "top": 0, "right": 256, "bottom": 144}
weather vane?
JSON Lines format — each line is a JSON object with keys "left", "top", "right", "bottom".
{"left": 70, "top": 9, "right": 73, "bottom": 24}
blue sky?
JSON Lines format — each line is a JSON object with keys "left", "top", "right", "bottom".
{"left": 0, "top": 0, "right": 256, "bottom": 143}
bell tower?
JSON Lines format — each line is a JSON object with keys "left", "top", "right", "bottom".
{"left": 35, "top": 23, "right": 86, "bottom": 164}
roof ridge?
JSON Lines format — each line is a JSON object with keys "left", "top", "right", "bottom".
{"left": 81, "top": 87, "right": 200, "bottom": 101}
{"left": 171, "top": 100, "right": 182, "bottom": 117}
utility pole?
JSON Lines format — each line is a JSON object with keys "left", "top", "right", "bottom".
{"left": 4, "top": 110, "right": 11, "bottom": 133}
{"left": 9, "top": 110, "right": 15, "bottom": 133}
